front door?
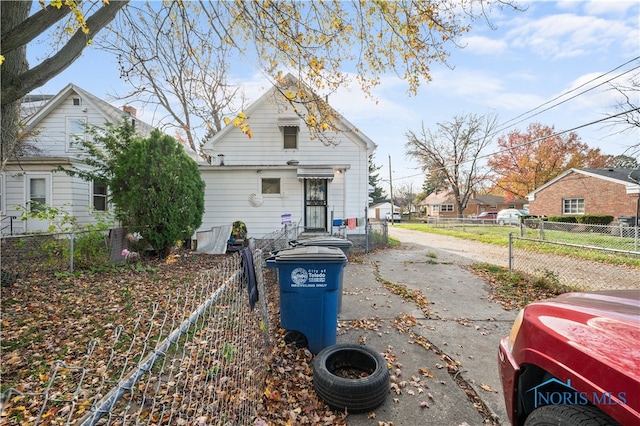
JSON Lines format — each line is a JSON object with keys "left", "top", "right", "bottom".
{"left": 25, "top": 174, "right": 51, "bottom": 233}
{"left": 304, "top": 179, "right": 327, "bottom": 232}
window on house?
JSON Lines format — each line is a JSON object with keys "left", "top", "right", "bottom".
{"left": 29, "top": 178, "right": 47, "bottom": 213}
{"left": 283, "top": 126, "right": 298, "bottom": 149}
{"left": 508, "top": 203, "right": 516, "bottom": 208}
{"left": 73, "top": 98, "right": 81, "bottom": 106}
{"left": 93, "top": 181, "right": 108, "bottom": 211}
{"left": 441, "top": 204, "right": 454, "bottom": 212}
{"left": 261, "top": 178, "right": 281, "bottom": 194}
{"left": 67, "top": 117, "right": 86, "bottom": 149}
{"left": 563, "top": 198, "right": 584, "bottom": 214}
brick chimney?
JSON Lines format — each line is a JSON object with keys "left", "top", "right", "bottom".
{"left": 122, "top": 105, "right": 137, "bottom": 117}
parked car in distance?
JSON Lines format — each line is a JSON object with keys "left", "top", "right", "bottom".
{"left": 496, "top": 208, "right": 528, "bottom": 226}
{"left": 385, "top": 212, "right": 401, "bottom": 223}
{"left": 498, "top": 290, "right": 640, "bottom": 426}
{"left": 476, "top": 211, "right": 497, "bottom": 221}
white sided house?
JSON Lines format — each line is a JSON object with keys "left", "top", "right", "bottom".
{"left": 1, "top": 84, "right": 153, "bottom": 235}
{"left": 199, "top": 75, "right": 377, "bottom": 240}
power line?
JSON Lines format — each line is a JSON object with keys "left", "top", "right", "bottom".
{"left": 394, "top": 107, "right": 639, "bottom": 183}
{"left": 494, "top": 61, "right": 640, "bottom": 134}
{"left": 478, "top": 107, "right": 640, "bottom": 163}
{"left": 494, "top": 56, "right": 640, "bottom": 134}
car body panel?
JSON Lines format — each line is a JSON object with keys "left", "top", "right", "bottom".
{"left": 498, "top": 290, "right": 640, "bottom": 425}
{"left": 476, "top": 211, "right": 497, "bottom": 220}
{"left": 385, "top": 212, "right": 401, "bottom": 223}
{"left": 496, "top": 209, "right": 528, "bottom": 225}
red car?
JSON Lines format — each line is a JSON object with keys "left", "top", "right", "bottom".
{"left": 498, "top": 290, "right": 640, "bottom": 425}
{"left": 476, "top": 211, "right": 497, "bottom": 220}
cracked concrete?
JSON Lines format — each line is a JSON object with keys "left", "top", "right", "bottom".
{"left": 337, "top": 227, "right": 518, "bottom": 425}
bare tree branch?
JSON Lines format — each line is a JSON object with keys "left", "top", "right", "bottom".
{"left": 406, "top": 114, "right": 498, "bottom": 217}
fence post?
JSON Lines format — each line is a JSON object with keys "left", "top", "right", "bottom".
{"left": 365, "top": 207, "right": 370, "bottom": 253}
{"left": 540, "top": 220, "right": 545, "bottom": 241}
{"left": 508, "top": 232, "right": 513, "bottom": 274}
{"left": 70, "top": 232, "right": 75, "bottom": 273}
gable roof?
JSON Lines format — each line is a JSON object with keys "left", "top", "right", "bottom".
{"left": 419, "top": 191, "right": 527, "bottom": 207}
{"left": 203, "top": 73, "right": 376, "bottom": 152}
{"left": 23, "top": 83, "right": 154, "bottom": 136}
{"left": 528, "top": 168, "right": 640, "bottom": 200}
{"left": 467, "top": 193, "right": 527, "bottom": 205}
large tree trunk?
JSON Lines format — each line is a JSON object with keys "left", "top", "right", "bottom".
{"left": 1, "top": 1, "right": 30, "bottom": 168}
{"left": 1, "top": 0, "right": 128, "bottom": 169}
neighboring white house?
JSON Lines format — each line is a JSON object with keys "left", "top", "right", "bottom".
{"left": 367, "top": 202, "right": 400, "bottom": 221}
{"left": 2, "top": 77, "right": 376, "bottom": 241}
{"left": 1, "top": 84, "right": 153, "bottom": 234}
{"left": 199, "top": 74, "right": 377, "bottom": 238}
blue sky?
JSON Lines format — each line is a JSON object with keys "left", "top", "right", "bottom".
{"left": 28, "top": 0, "right": 640, "bottom": 193}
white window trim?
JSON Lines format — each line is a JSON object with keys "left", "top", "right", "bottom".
{"left": 25, "top": 173, "right": 52, "bottom": 211}
{"left": 90, "top": 180, "right": 109, "bottom": 213}
{"left": 282, "top": 126, "right": 299, "bottom": 150}
{"left": 562, "top": 198, "right": 585, "bottom": 215}
{"left": 66, "top": 117, "right": 87, "bottom": 151}
{"left": 260, "top": 177, "right": 282, "bottom": 196}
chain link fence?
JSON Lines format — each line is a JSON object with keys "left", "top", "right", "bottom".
{"left": 414, "top": 217, "right": 639, "bottom": 291}
{"left": 1, "top": 223, "right": 389, "bottom": 425}
{"left": 510, "top": 220, "right": 640, "bottom": 291}
{"left": 1, "top": 248, "right": 274, "bottom": 425}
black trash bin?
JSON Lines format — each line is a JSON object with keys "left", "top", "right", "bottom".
{"left": 266, "top": 245, "right": 347, "bottom": 354}
{"left": 299, "top": 236, "right": 353, "bottom": 256}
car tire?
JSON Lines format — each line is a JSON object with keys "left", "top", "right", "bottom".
{"left": 524, "top": 404, "right": 620, "bottom": 426}
{"left": 498, "top": 220, "right": 505, "bottom": 226}
{"left": 313, "top": 344, "right": 390, "bottom": 413}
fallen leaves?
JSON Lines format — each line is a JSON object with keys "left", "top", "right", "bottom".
{"left": 469, "top": 263, "right": 565, "bottom": 310}
{"left": 1, "top": 250, "right": 229, "bottom": 424}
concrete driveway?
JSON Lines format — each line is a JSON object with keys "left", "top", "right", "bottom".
{"left": 337, "top": 227, "right": 518, "bottom": 425}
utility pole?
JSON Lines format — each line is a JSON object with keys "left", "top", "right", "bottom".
{"left": 389, "top": 155, "right": 394, "bottom": 226}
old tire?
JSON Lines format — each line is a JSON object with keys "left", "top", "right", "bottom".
{"left": 313, "top": 344, "right": 389, "bottom": 413}
{"left": 524, "top": 404, "right": 620, "bottom": 426}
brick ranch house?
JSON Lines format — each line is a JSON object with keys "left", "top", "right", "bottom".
{"left": 419, "top": 191, "right": 527, "bottom": 218}
{"left": 527, "top": 168, "right": 640, "bottom": 224}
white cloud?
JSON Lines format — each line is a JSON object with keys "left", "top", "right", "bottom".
{"left": 583, "top": 0, "right": 639, "bottom": 16}
{"left": 507, "top": 13, "right": 634, "bottom": 60}
{"left": 461, "top": 35, "right": 508, "bottom": 55}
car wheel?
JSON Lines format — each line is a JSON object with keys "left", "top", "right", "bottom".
{"left": 524, "top": 404, "right": 620, "bottom": 426}
{"left": 313, "top": 344, "right": 390, "bottom": 413}
{"left": 498, "top": 220, "right": 505, "bottom": 226}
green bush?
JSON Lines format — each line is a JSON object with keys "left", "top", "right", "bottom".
{"left": 547, "top": 216, "right": 578, "bottom": 223}
{"left": 112, "top": 130, "right": 205, "bottom": 257}
{"left": 576, "top": 215, "right": 614, "bottom": 225}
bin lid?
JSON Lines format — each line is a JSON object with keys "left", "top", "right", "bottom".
{"left": 300, "top": 237, "right": 353, "bottom": 248}
{"left": 272, "top": 245, "right": 347, "bottom": 262}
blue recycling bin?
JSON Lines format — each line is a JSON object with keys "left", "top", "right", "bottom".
{"left": 298, "top": 236, "right": 352, "bottom": 312}
{"left": 267, "top": 245, "right": 347, "bottom": 354}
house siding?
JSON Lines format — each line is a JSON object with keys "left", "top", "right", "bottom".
{"left": 529, "top": 172, "right": 638, "bottom": 219}
{"left": 30, "top": 95, "right": 106, "bottom": 157}
{"left": 201, "top": 84, "right": 374, "bottom": 238}
{"left": 209, "top": 96, "right": 364, "bottom": 168}
{"left": 2, "top": 85, "right": 151, "bottom": 234}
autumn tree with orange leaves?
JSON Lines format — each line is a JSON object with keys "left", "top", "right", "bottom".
{"left": 487, "top": 123, "right": 608, "bottom": 201}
